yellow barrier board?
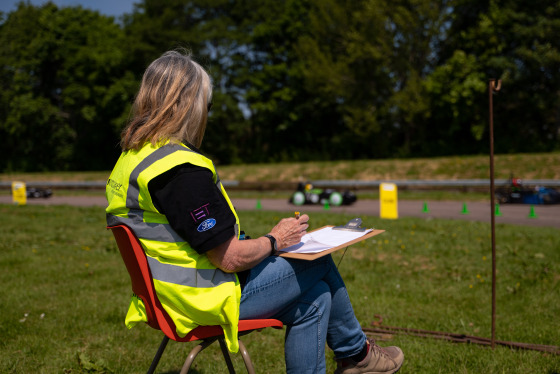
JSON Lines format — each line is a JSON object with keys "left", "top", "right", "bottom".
{"left": 380, "top": 182, "right": 398, "bottom": 219}
{"left": 12, "top": 181, "right": 27, "bottom": 205}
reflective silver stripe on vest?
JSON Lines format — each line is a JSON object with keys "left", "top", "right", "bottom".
{"left": 108, "top": 213, "right": 239, "bottom": 244}
{"left": 146, "top": 256, "right": 236, "bottom": 288}
{"left": 126, "top": 143, "right": 196, "bottom": 216}
{"left": 107, "top": 213, "right": 184, "bottom": 243}
{"left": 213, "top": 162, "right": 222, "bottom": 190}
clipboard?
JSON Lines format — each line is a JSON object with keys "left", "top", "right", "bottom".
{"left": 278, "top": 226, "right": 385, "bottom": 261}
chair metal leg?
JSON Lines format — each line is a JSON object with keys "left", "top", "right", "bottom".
{"left": 179, "top": 337, "right": 218, "bottom": 374}
{"left": 238, "top": 339, "right": 256, "bottom": 374}
{"left": 179, "top": 335, "right": 258, "bottom": 374}
{"left": 218, "top": 337, "right": 236, "bottom": 374}
{"left": 147, "top": 336, "right": 169, "bottom": 374}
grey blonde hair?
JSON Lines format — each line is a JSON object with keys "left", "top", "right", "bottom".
{"left": 121, "top": 50, "right": 212, "bottom": 151}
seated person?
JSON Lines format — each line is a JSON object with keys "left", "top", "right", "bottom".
{"left": 106, "top": 49, "right": 404, "bottom": 374}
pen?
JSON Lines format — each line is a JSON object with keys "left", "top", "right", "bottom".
{"left": 295, "top": 211, "right": 300, "bottom": 219}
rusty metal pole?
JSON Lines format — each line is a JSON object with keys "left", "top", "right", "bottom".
{"left": 488, "top": 79, "right": 501, "bottom": 349}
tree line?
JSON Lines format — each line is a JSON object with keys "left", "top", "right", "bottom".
{"left": 1, "top": 0, "right": 559, "bottom": 172}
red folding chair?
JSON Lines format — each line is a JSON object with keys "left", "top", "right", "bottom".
{"left": 107, "top": 224, "right": 283, "bottom": 374}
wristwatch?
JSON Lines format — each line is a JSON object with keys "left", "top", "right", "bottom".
{"left": 264, "top": 234, "right": 278, "bottom": 256}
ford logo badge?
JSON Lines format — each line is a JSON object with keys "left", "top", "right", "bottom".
{"left": 197, "top": 218, "right": 216, "bottom": 232}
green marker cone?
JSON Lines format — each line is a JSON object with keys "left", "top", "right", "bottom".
{"left": 528, "top": 205, "right": 538, "bottom": 218}
{"left": 323, "top": 200, "right": 330, "bottom": 210}
{"left": 494, "top": 203, "right": 502, "bottom": 217}
{"left": 461, "top": 202, "right": 470, "bottom": 215}
{"left": 256, "top": 199, "right": 262, "bottom": 210}
{"left": 422, "top": 202, "right": 430, "bottom": 213}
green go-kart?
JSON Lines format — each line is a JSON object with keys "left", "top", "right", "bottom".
{"left": 289, "top": 182, "right": 357, "bottom": 207}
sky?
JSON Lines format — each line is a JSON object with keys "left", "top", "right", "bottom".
{"left": 0, "top": 0, "right": 138, "bottom": 17}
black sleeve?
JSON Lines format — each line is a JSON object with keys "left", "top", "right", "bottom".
{"left": 148, "top": 163, "right": 236, "bottom": 254}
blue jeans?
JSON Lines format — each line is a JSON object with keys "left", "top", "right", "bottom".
{"left": 239, "top": 255, "right": 366, "bottom": 373}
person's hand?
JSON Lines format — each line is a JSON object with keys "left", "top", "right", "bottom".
{"left": 268, "top": 214, "right": 309, "bottom": 250}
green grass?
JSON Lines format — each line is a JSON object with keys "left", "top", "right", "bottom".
{"left": 0, "top": 205, "right": 558, "bottom": 373}
{"left": 1, "top": 152, "right": 557, "bottom": 202}
{"left": 1, "top": 152, "right": 560, "bottom": 183}
{"left": 216, "top": 152, "right": 560, "bottom": 181}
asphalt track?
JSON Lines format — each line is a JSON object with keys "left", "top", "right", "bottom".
{"left": 2, "top": 195, "right": 558, "bottom": 229}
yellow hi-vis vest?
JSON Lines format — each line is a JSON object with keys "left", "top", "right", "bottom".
{"left": 105, "top": 141, "right": 242, "bottom": 352}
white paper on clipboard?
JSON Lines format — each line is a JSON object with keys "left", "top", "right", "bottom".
{"left": 280, "top": 227, "right": 373, "bottom": 254}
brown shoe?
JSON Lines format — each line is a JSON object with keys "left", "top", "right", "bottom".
{"left": 334, "top": 339, "right": 404, "bottom": 374}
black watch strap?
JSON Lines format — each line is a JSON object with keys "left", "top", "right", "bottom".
{"left": 264, "top": 234, "right": 278, "bottom": 256}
